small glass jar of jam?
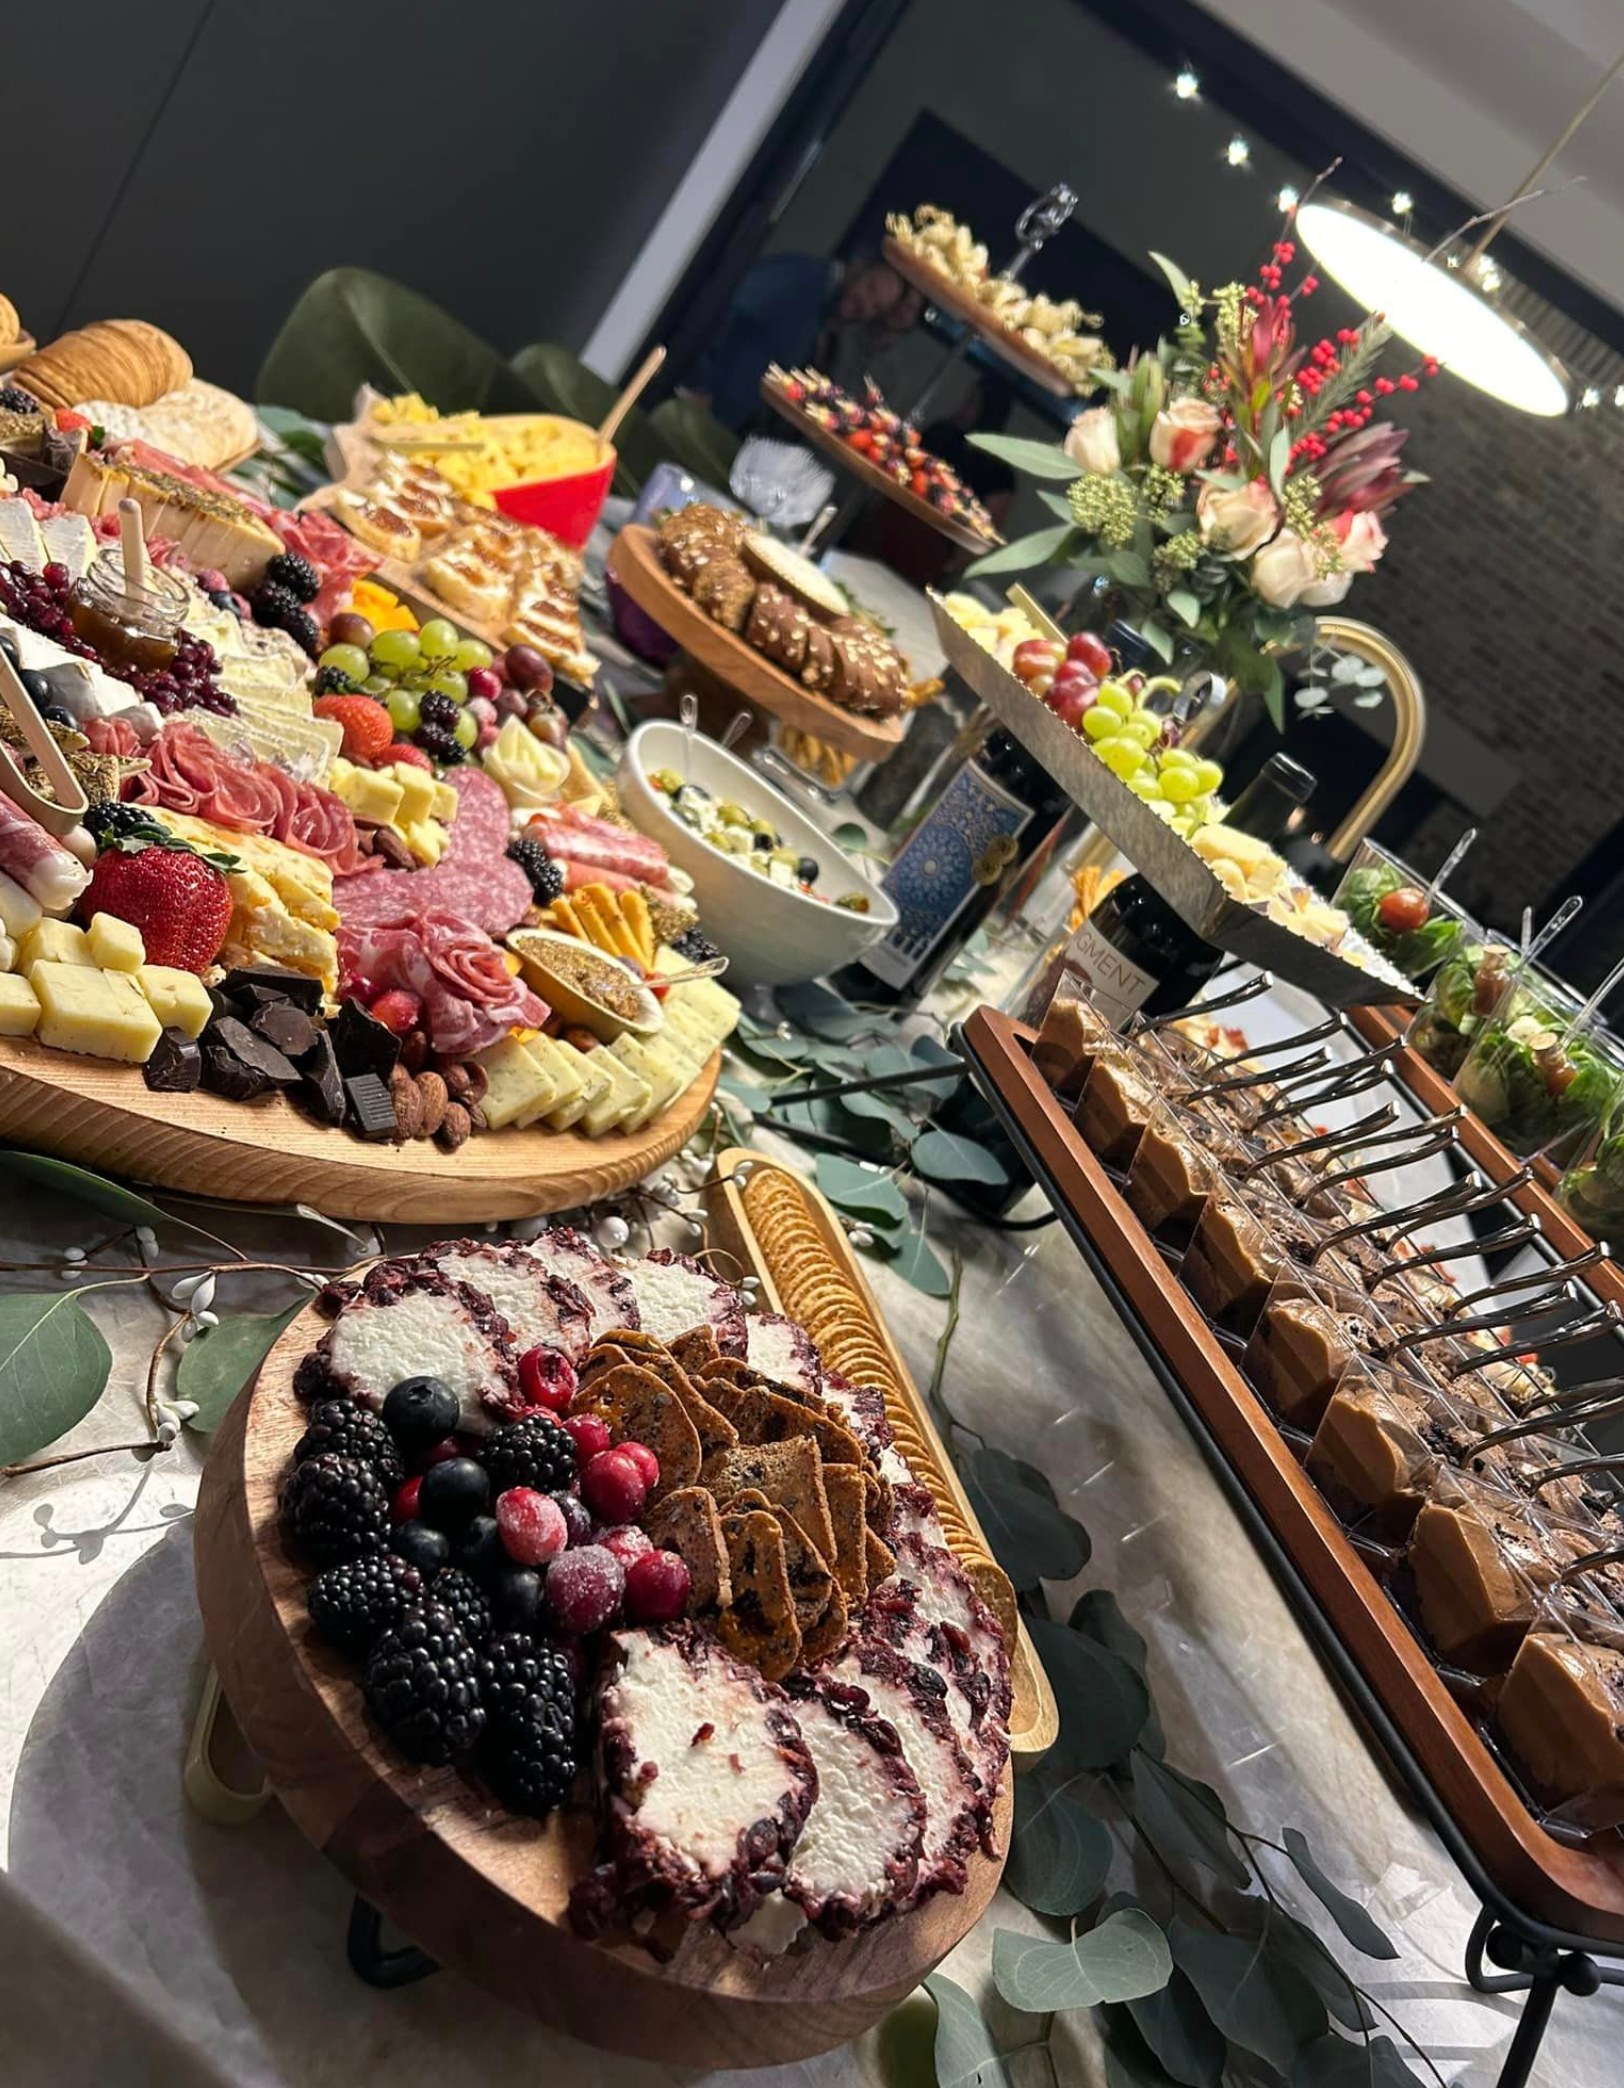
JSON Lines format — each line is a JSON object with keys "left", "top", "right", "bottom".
{"left": 68, "top": 552, "right": 187, "bottom": 674}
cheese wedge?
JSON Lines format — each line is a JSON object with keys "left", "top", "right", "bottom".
{"left": 329, "top": 759, "right": 405, "bottom": 827}
{"left": 0, "top": 935, "right": 14, "bottom": 973}
{"left": 136, "top": 964, "right": 213, "bottom": 1039}
{"left": 406, "top": 819, "right": 449, "bottom": 865}
{"left": 85, "top": 912, "right": 145, "bottom": 972}
{"left": 20, "top": 918, "right": 93, "bottom": 974}
{"left": 391, "top": 763, "right": 438, "bottom": 828}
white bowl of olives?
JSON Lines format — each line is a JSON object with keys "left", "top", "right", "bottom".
{"left": 618, "top": 721, "right": 897, "bottom": 986}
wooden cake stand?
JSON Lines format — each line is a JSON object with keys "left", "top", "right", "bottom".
{"left": 881, "top": 240, "right": 1079, "bottom": 400}
{"left": 0, "top": 1036, "right": 718, "bottom": 1223}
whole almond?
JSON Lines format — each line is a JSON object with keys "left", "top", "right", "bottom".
{"left": 436, "top": 1101, "right": 472, "bottom": 1152}
{"left": 466, "top": 1100, "right": 488, "bottom": 1134}
{"left": 441, "top": 1062, "right": 472, "bottom": 1101}
{"left": 415, "top": 1070, "right": 449, "bottom": 1137}
{"left": 459, "top": 1060, "right": 489, "bottom": 1104}
{"left": 388, "top": 1064, "right": 425, "bottom": 1141}
{"left": 398, "top": 1028, "right": 429, "bottom": 1074}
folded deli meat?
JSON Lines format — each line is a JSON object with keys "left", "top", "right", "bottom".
{"left": 284, "top": 1231, "right": 1010, "bottom": 1954}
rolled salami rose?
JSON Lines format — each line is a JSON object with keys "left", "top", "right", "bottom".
{"left": 0, "top": 795, "right": 90, "bottom": 913}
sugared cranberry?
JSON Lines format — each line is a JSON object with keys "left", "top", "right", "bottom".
{"left": 601, "top": 1524, "right": 653, "bottom": 1570}
{"left": 554, "top": 1491, "right": 593, "bottom": 1547}
{"left": 545, "top": 1545, "right": 625, "bottom": 1634}
{"left": 518, "top": 1344, "right": 577, "bottom": 1415}
{"left": 580, "top": 1448, "right": 647, "bottom": 1525}
{"left": 496, "top": 1487, "right": 568, "bottom": 1566}
{"left": 391, "top": 1475, "right": 423, "bottom": 1522}
{"left": 563, "top": 1412, "right": 611, "bottom": 1462}
{"left": 625, "top": 1550, "right": 691, "bottom": 1624}
{"left": 616, "top": 1440, "right": 660, "bottom": 1491}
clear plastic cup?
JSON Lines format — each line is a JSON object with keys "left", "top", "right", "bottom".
{"left": 1406, "top": 933, "right": 1518, "bottom": 1079}
{"left": 1333, "top": 838, "right": 1475, "bottom": 985}
{"left": 1453, "top": 975, "right": 1624, "bottom": 1168}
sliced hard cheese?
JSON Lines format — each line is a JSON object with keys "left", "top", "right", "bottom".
{"left": 20, "top": 918, "right": 93, "bottom": 974}
{"left": 517, "top": 1035, "right": 583, "bottom": 1128}
{"left": 610, "top": 1035, "right": 684, "bottom": 1131}
{"left": 474, "top": 1035, "right": 555, "bottom": 1129}
{"left": 581, "top": 1048, "right": 648, "bottom": 1137}
{"left": 33, "top": 962, "right": 161, "bottom": 1063}
{"left": 0, "top": 972, "right": 40, "bottom": 1035}
{"left": 0, "top": 935, "right": 14, "bottom": 972}
{"left": 542, "top": 1036, "right": 608, "bottom": 1131}
{"left": 391, "top": 764, "right": 437, "bottom": 828}
{"left": 405, "top": 819, "right": 449, "bottom": 865}
{"left": 136, "top": 964, "right": 212, "bottom": 1038}
{"left": 329, "top": 759, "right": 405, "bottom": 826}
{"left": 85, "top": 912, "right": 145, "bottom": 972}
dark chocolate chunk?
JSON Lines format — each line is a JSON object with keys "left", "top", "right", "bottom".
{"left": 298, "top": 1032, "right": 346, "bottom": 1126}
{"left": 331, "top": 998, "right": 401, "bottom": 1083}
{"left": 142, "top": 1026, "right": 202, "bottom": 1095}
{"left": 219, "top": 965, "right": 323, "bottom": 1013}
{"left": 201, "top": 1038, "right": 272, "bottom": 1102}
{"left": 345, "top": 1070, "right": 398, "bottom": 1141}
{"left": 251, "top": 999, "right": 320, "bottom": 1062}
{"left": 206, "top": 1016, "right": 299, "bottom": 1087}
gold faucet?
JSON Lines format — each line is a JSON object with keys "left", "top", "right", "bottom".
{"left": 1313, "top": 617, "right": 1427, "bottom": 862}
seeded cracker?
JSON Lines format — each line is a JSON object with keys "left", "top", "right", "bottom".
{"left": 703, "top": 1438, "right": 835, "bottom": 1569}
{"left": 718, "top": 1509, "right": 801, "bottom": 1681}
{"left": 588, "top": 1335, "right": 738, "bottom": 1462}
{"left": 644, "top": 1486, "right": 731, "bottom": 1615}
{"left": 822, "top": 1464, "right": 871, "bottom": 1607}
{"left": 576, "top": 1362, "right": 701, "bottom": 1502}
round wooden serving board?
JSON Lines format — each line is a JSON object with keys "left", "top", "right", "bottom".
{"left": 881, "top": 239, "right": 1079, "bottom": 400}
{"left": 606, "top": 525, "right": 905, "bottom": 764}
{"left": 194, "top": 1307, "right": 1009, "bottom": 2063}
{"left": 759, "top": 379, "right": 1002, "bottom": 557}
{"left": 0, "top": 1035, "right": 718, "bottom": 1223}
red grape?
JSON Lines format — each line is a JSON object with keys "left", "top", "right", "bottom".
{"left": 1066, "top": 631, "right": 1113, "bottom": 680}
{"left": 503, "top": 644, "right": 554, "bottom": 692}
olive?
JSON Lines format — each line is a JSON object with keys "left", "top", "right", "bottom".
{"left": 796, "top": 855, "right": 820, "bottom": 885}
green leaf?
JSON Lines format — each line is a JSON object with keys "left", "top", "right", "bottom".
{"left": 1006, "top": 1768, "right": 1113, "bottom": 1915}
{"left": 718, "top": 1075, "right": 773, "bottom": 1114}
{"left": 1163, "top": 588, "right": 1200, "bottom": 629}
{"left": 838, "top": 1090, "right": 917, "bottom": 1140}
{"left": 0, "top": 1291, "right": 113, "bottom": 1465}
{"left": 813, "top": 1154, "right": 908, "bottom": 1222}
{"left": 1130, "top": 1755, "right": 1250, "bottom": 1886}
{"left": 964, "top": 523, "right": 1081, "bottom": 579}
{"left": 1139, "top": 618, "right": 1174, "bottom": 664}
{"left": 884, "top": 1226, "right": 954, "bottom": 1297}
{"left": 1282, "top": 1828, "right": 1398, "bottom": 1959}
{"left": 1127, "top": 1967, "right": 1227, "bottom": 2088}
{"left": 1030, "top": 1617, "right": 1153, "bottom": 1770}
{"left": 830, "top": 820, "right": 868, "bottom": 848}
{"left": 1268, "top": 427, "right": 1291, "bottom": 499}
{"left": 1260, "top": 653, "right": 1285, "bottom": 733}
{"left": 1355, "top": 663, "right": 1387, "bottom": 687}
{"left": 1106, "top": 549, "right": 1151, "bottom": 589}
{"left": 961, "top": 1451, "right": 1090, "bottom": 1592}
{"left": 774, "top": 1092, "right": 890, "bottom": 1150}
{"left": 1037, "top": 486, "right": 1077, "bottom": 522}
{"left": 966, "top": 433, "right": 1082, "bottom": 480}
{"left": 177, "top": 1302, "right": 306, "bottom": 1433}
{"left": 1331, "top": 653, "right": 1365, "bottom": 683}
{"left": 910, "top": 1129, "right": 1009, "bottom": 1187}
{"left": 923, "top": 1973, "right": 1012, "bottom": 2088}
{"left": 1169, "top": 1917, "right": 1328, "bottom": 2073}
{"left": 1069, "top": 1589, "right": 1164, "bottom": 1756}
{"left": 1148, "top": 252, "right": 1195, "bottom": 311}
{"left": 994, "top": 1910, "right": 1172, "bottom": 2014}
{"left": 909, "top": 1034, "right": 965, "bottom": 1099}
{"left": 1091, "top": 364, "right": 1132, "bottom": 395}
{"left": 773, "top": 979, "right": 871, "bottom": 1041}
{"left": 0, "top": 1149, "right": 170, "bottom": 1230}
{"left": 1291, "top": 2034, "right": 1427, "bottom": 2088}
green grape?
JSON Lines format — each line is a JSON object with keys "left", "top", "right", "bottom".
{"left": 362, "top": 674, "right": 394, "bottom": 698}
{"left": 1158, "top": 746, "right": 1198, "bottom": 769}
{"left": 1159, "top": 765, "right": 1202, "bottom": 803}
{"left": 1098, "top": 738, "right": 1145, "bottom": 779}
{"left": 386, "top": 687, "right": 422, "bottom": 734}
{"left": 1127, "top": 771, "right": 1163, "bottom": 801}
{"left": 1194, "top": 758, "right": 1224, "bottom": 793}
{"left": 417, "top": 618, "right": 460, "bottom": 661}
{"left": 1082, "top": 707, "right": 1121, "bottom": 742}
{"left": 427, "top": 668, "right": 469, "bottom": 704}
{"left": 1121, "top": 712, "right": 1162, "bottom": 748}
{"left": 451, "top": 639, "right": 493, "bottom": 672}
{"left": 1094, "top": 679, "right": 1133, "bottom": 716}
{"left": 318, "top": 642, "right": 370, "bottom": 683}
{"left": 451, "top": 707, "right": 479, "bottom": 750}
{"left": 370, "top": 629, "right": 422, "bottom": 672}
{"left": 399, "top": 671, "right": 432, "bottom": 692}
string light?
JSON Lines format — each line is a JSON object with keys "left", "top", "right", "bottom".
{"left": 1276, "top": 184, "right": 1300, "bottom": 211}
{"left": 1390, "top": 191, "right": 1414, "bottom": 215}
{"left": 1477, "top": 259, "right": 1502, "bottom": 292}
{"left": 1173, "top": 68, "right": 1200, "bottom": 99}
{"left": 1225, "top": 135, "right": 1251, "bottom": 167}
{"left": 1614, "top": 384, "right": 1624, "bottom": 408}
{"left": 1580, "top": 385, "right": 1601, "bottom": 408}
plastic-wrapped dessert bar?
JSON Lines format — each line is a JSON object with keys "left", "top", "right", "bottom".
{"left": 1031, "top": 990, "right": 1118, "bottom": 1103}
{"left": 1123, "top": 1094, "right": 1231, "bottom": 1252}
{"left": 1498, "top": 1605, "right": 1624, "bottom": 1832}
{"left": 1242, "top": 1269, "right": 1413, "bottom": 1432}
{"left": 1306, "top": 1361, "right": 1492, "bottom": 1545}
{"left": 1074, "top": 1042, "right": 1160, "bottom": 1171}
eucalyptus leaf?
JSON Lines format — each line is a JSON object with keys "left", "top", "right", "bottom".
{"left": 831, "top": 820, "right": 869, "bottom": 848}
{"left": 839, "top": 1090, "right": 918, "bottom": 1139}
{"left": 966, "top": 433, "right": 1083, "bottom": 480}
{"left": 911, "top": 1129, "right": 1010, "bottom": 1187}
{"left": 965, "top": 523, "right": 1082, "bottom": 578}
{"left": 994, "top": 1909, "right": 1172, "bottom": 2014}
{"left": 1069, "top": 1588, "right": 1164, "bottom": 1755}
{"left": 962, "top": 1453, "right": 1090, "bottom": 1593}
{"left": 1006, "top": 1768, "right": 1113, "bottom": 1915}
{"left": 0, "top": 1149, "right": 170, "bottom": 1230}
{"left": 772, "top": 1093, "right": 890, "bottom": 1150}
{"left": 1291, "top": 2034, "right": 1427, "bottom": 2088}
{"left": 0, "top": 1292, "right": 113, "bottom": 1465}
{"left": 1130, "top": 1755, "right": 1249, "bottom": 1886}
{"left": 774, "top": 980, "right": 871, "bottom": 1041}
{"left": 718, "top": 1076, "right": 773, "bottom": 1114}
{"left": 1169, "top": 1918, "right": 1328, "bottom": 2073}
{"left": 1106, "top": 550, "right": 1151, "bottom": 589}
{"left": 1268, "top": 427, "right": 1291, "bottom": 499}
{"left": 909, "top": 1034, "right": 966, "bottom": 1099}
{"left": 1165, "top": 588, "right": 1200, "bottom": 629}
{"left": 177, "top": 1303, "right": 307, "bottom": 1433}
{"left": 1331, "top": 652, "right": 1365, "bottom": 683}
{"left": 1148, "top": 252, "right": 1195, "bottom": 311}
{"left": 1260, "top": 653, "right": 1285, "bottom": 733}
{"left": 1127, "top": 1966, "right": 1226, "bottom": 2088}
{"left": 1029, "top": 1617, "right": 1152, "bottom": 1770}
{"left": 1283, "top": 1828, "right": 1398, "bottom": 1959}
{"left": 883, "top": 1226, "right": 953, "bottom": 1296}
{"left": 923, "top": 1973, "right": 1013, "bottom": 2088}
{"left": 814, "top": 1154, "right": 908, "bottom": 1222}
{"left": 1353, "top": 690, "right": 1384, "bottom": 709}
{"left": 1356, "top": 664, "right": 1387, "bottom": 687}
{"left": 1038, "top": 487, "right": 1078, "bottom": 522}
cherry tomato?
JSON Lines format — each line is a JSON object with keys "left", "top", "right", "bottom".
{"left": 1377, "top": 885, "right": 1430, "bottom": 934}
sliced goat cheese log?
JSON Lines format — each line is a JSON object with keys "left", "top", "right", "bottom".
{"left": 745, "top": 1313, "right": 823, "bottom": 1400}
{"left": 585, "top": 1624, "right": 816, "bottom": 1931}
{"left": 416, "top": 1239, "right": 595, "bottom": 1367}
{"left": 824, "top": 1639, "right": 980, "bottom": 1904}
{"left": 821, "top": 1369, "right": 895, "bottom": 1461}
{"left": 294, "top": 1262, "right": 520, "bottom": 1431}
{"left": 517, "top": 1224, "right": 639, "bottom": 1341}
{"left": 780, "top": 1674, "right": 925, "bottom": 1935}
{"left": 622, "top": 1249, "right": 747, "bottom": 1356}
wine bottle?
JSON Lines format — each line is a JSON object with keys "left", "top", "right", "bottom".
{"left": 1065, "top": 753, "right": 1315, "bottom": 1028}
{"left": 834, "top": 723, "right": 1070, "bottom": 1007}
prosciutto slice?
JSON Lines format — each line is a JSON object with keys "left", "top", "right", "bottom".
{"left": 524, "top": 802, "right": 669, "bottom": 886}
{"left": 338, "top": 907, "right": 547, "bottom": 1056}
{"left": 333, "top": 768, "right": 531, "bottom": 934}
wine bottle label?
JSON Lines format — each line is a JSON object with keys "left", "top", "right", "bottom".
{"left": 860, "top": 756, "right": 1034, "bottom": 989}
{"left": 1061, "top": 915, "right": 1161, "bottom": 1030}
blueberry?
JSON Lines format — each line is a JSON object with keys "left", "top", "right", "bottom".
{"left": 455, "top": 1513, "right": 506, "bottom": 1584}
{"left": 488, "top": 1562, "right": 542, "bottom": 1634}
{"left": 417, "top": 1456, "right": 491, "bottom": 1531}
{"left": 554, "top": 1491, "right": 593, "bottom": 1547}
{"left": 381, "top": 1376, "right": 458, "bottom": 1449}
{"left": 388, "top": 1519, "right": 450, "bottom": 1576}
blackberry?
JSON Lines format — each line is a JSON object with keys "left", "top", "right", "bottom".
{"left": 0, "top": 386, "right": 37, "bottom": 413}
{"left": 505, "top": 838, "right": 564, "bottom": 903}
{"left": 294, "top": 1400, "right": 404, "bottom": 1491}
{"left": 363, "top": 1602, "right": 485, "bottom": 1764}
{"left": 283, "top": 608, "right": 322, "bottom": 659}
{"left": 281, "top": 1453, "right": 390, "bottom": 1565}
{"left": 415, "top": 724, "right": 463, "bottom": 766}
{"left": 265, "top": 551, "right": 320, "bottom": 604}
{"left": 430, "top": 1565, "right": 493, "bottom": 1644}
{"left": 85, "top": 798, "right": 156, "bottom": 845}
{"left": 671, "top": 927, "right": 721, "bottom": 966}
{"left": 307, "top": 1550, "right": 427, "bottom": 1656}
{"left": 482, "top": 1684, "right": 579, "bottom": 1815}
{"left": 418, "top": 690, "right": 460, "bottom": 730}
{"left": 251, "top": 581, "right": 301, "bottom": 631}
{"left": 314, "top": 665, "right": 360, "bottom": 696}
{"left": 483, "top": 1413, "right": 577, "bottom": 1497}
{"left": 477, "top": 1630, "right": 577, "bottom": 1722}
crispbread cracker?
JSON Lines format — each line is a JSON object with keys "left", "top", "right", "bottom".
{"left": 800, "top": 1569, "right": 848, "bottom": 1666}
{"left": 718, "top": 1509, "right": 801, "bottom": 1681}
{"left": 645, "top": 1486, "right": 731, "bottom": 1614}
{"left": 669, "top": 1325, "right": 722, "bottom": 1375}
{"left": 698, "top": 1371, "right": 773, "bottom": 1443}
{"left": 589, "top": 1337, "right": 738, "bottom": 1462}
{"left": 822, "top": 1464, "right": 870, "bottom": 1607}
{"left": 719, "top": 1487, "right": 772, "bottom": 1514}
{"left": 703, "top": 1438, "right": 834, "bottom": 1567}
{"left": 865, "top": 1528, "right": 897, "bottom": 1588}
{"left": 769, "top": 1504, "right": 835, "bottom": 1631}
{"left": 576, "top": 1362, "right": 701, "bottom": 1501}
{"left": 754, "top": 1389, "right": 862, "bottom": 1468}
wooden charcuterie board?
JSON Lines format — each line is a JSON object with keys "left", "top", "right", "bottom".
{"left": 881, "top": 239, "right": 1078, "bottom": 399}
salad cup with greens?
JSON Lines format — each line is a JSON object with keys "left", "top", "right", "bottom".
{"left": 1334, "top": 839, "right": 1471, "bottom": 985}
{"left": 1407, "top": 937, "right": 1519, "bottom": 1078}
{"left": 1454, "top": 987, "right": 1624, "bottom": 1167}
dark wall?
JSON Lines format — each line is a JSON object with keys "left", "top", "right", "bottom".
{"left": 8, "top": 0, "right": 783, "bottom": 397}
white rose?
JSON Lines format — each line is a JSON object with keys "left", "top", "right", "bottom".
{"left": 1196, "top": 478, "right": 1279, "bottom": 558}
{"left": 1249, "top": 529, "right": 1319, "bottom": 609}
{"left": 1063, "top": 407, "right": 1121, "bottom": 475}
{"left": 1334, "top": 508, "right": 1388, "bottom": 575}
{"left": 1148, "top": 397, "right": 1222, "bottom": 472}
{"left": 1300, "top": 567, "right": 1354, "bottom": 608}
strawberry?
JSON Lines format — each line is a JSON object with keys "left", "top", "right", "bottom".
{"left": 369, "top": 988, "right": 423, "bottom": 1035}
{"left": 313, "top": 693, "right": 393, "bottom": 763}
{"left": 81, "top": 825, "right": 237, "bottom": 973}
{"left": 382, "top": 740, "right": 432, "bottom": 771}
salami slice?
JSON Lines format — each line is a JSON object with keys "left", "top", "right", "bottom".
{"left": 334, "top": 766, "right": 531, "bottom": 934}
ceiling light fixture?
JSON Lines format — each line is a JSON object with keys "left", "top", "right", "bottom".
{"left": 1173, "top": 69, "right": 1200, "bottom": 100}
{"left": 1296, "top": 46, "right": 1624, "bottom": 416}
{"left": 1225, "top": 135, "right": 1250, "bottom": 168}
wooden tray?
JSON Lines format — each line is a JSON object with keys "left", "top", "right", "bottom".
{"left": 606, "top": 525, "right": 905, "bottom": 764}
{"left": 961, "top": 1004, "right": 1624, "bottom": 1945}
{"left": 882, "top": 239, "right": 1079, "bottom": 399}
{"left": 193, "top": 1309, "right": 1010, "bottom": 2065}
{"left": 703, "top": 1146, "right": 1059, "bottom": 1769}
{"left": 0, "top": 1034, "right": 717, "bottom": 1223}
{"left": 0, "top": 334, "right": 37, "bottom": 377}
{"left": 759, "top": 377, "right": 1002, "bottom": 557}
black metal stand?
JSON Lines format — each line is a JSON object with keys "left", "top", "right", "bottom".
{"left": 346, "top": 1897, "right": 439, "bottom": 1989}
{"left": 953, "top": 1023, "right": 1624, "bottom": 2088}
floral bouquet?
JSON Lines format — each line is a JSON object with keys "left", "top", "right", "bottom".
{"left": 968, "top": 226, "right": 1431, "bottom": 725}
